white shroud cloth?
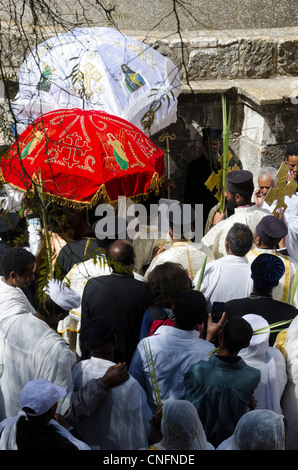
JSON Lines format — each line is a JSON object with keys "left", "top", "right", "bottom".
{"left": 0, "top": 278, "right": 36, "bottom": 319}
{"left": 0, "top": 313, "right": 76, "bottom": 421}
{"left": 239, "top": 314, "right": 287, "bottom": 414}
{"left": 72, "top": 357, "right": 151, "bottom": 450}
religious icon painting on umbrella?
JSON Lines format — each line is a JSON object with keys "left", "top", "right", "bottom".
{"left": 20, "top": 131, "right": 46, "bottom": 161}
{"left": 106, "top": 132, "right": 130, "bottom": 171}
{"left": 121, "top": 64, "right": 146, "bottom": 93}
{"left": 37, "top": 63, "right": 56, "bottom": 92}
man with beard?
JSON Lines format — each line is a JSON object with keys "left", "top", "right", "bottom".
{"left": 200, "top": 170, "right": 271, "bottom": 259}
{"left": 184, "top": 128, "right": 241, "bottom": 230}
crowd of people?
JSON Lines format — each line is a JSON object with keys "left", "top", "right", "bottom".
{"left": 0, "top": 134, "right": 297, "bottom": 451}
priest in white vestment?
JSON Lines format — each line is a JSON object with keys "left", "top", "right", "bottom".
{"left": 201, "top": 170, "right": 271, "bottom": 259}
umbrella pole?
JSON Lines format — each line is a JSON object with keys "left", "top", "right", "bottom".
{"left": 159, "top": 132, "right": 176, "bottom": 199}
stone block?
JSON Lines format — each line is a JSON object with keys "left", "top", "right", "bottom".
{"left": 240, "top": 40, "right": 276, "bottom": 78}
{"left": 277, "top": 40, "right": 298, "bottom": 76}
{"left": 187, "top": 43, "right": 239, "bottom": 80}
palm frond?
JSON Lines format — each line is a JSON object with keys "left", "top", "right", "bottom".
{"left": 196, "top": 255, "right": 208, "bottom": 291}
{"left": 220, "top": 94, "right": 232, "bottom": 213}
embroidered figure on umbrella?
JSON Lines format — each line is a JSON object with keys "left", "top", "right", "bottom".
{"left": 121, "top": 64, "right": 146, "bottom": 93}
{"left": 106, "top": 133, "right": 130, "bottom": 170}
{"left": 37, "top": 63, "right": 56, "bottom": 92}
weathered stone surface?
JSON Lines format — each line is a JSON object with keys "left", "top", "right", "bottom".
{"left": 277, "top": 40, "right": 298, "bottom": 76}
{"left": 188, "top": 43, "right": 239, "bottom": 80}
{"left": 240, "top": 40, "right": 275, "bottom": 78}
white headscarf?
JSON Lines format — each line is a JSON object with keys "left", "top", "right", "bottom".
{"left": 217, "top": 410, "right": 285, "bottom": 450}
{"left": 240, "top": 314, "right": 270, "bottom": 359}
{"left": 157, "top": 399, "right": 214, "bottom": 450}
{"left": 239, "top": 314, "right": 287, "bottom": 413}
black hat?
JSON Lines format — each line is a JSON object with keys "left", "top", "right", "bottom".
{"left": 251, "top": 253, "right": 285, "bottom": 290}
{"left": 226, "top": 170, "right": 254, "bottom": 195}
{"left": 255, "top": 216, "right": 288, "bottom": 246}
{"left": 80, "top": 315, "right": 116, "bottom": 350}
{"left": 202, "top": 127, "right": 222, "bottom": 142}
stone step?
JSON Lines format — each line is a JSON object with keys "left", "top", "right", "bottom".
{"left": 181, "top": 77, "right": 298, "bottom": 106}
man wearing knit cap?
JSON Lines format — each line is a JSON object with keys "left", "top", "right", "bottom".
{"left": 0, "top": 278, "right": 129, "bottom": 425}
{"left": 246, "top": 215, "right": 298, "bottom": 307}
{"left": 0, "top": 379, "right": 90, "bottom": 450}
{"left": 72, "top": 315, "right": 151, "bottom": 450}
{"left": 201, "top": 169, "right": 271, "bottom": 258}
{"left": 225, "top": 253, "right": 297, "bottom": 346}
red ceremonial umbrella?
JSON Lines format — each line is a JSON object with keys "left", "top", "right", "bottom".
{"left": 0, "top": 108, "right": 165, "bottom": 207}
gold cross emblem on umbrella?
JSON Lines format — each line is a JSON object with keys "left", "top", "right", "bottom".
{"left": 264, "top": 162, "right": 298, "bottom": 218}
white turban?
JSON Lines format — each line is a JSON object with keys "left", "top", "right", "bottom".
{"left": 240, "top": 314, "right": 270, "bottom": 359}
{"left": 45, "top": 279, "right": 81, "bottom": 311}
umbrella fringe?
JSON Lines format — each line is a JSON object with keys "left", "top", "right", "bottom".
{"left": 0, "top": 169, "right": 164, "bottom": 210}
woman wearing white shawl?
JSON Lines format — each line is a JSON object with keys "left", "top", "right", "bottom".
{"left": 141, "top": 399, "right": 214, "bottom": 451}
{"left": 217, "top": 409, "right": 286, "bottom": 450}
{"left": 239, "top": 314, "right": 287, "bottom": 414}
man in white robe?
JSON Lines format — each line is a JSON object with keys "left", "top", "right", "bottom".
{"left": 0, "top": 279, "right": 129, "bottom": 424}
{"left": 193, "top": 223, "right": 254, "bottom": 312}
{"left": 0, "top": 246, "right": 36, "bottom": 318}
{"left": 246, "top": 215, "right": 298, "bottom": 307}
{"left": 72, "top": 315, "right": 151, "bottom": 450}
{"left": 0, "top": 379, "right": 91, "bottom": 450}
{"left": 201, "top": 170, "right": 271, "bottom": 259}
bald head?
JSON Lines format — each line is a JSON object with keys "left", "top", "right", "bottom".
{"left": 106, "top": 239, "right": 135, "bottom": 274}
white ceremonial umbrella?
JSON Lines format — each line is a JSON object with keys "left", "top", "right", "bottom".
{"left": 11, "top": 27, "right": 181, "bottom": 137}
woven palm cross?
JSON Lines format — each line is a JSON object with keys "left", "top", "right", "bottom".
{"left": 264, "top": 162, "right": 298, "bottom": 218}
{"left": 204, "top": 150, "right": 239, "bottom": 203}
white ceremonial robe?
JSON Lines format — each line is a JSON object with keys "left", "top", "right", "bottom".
{"left": 72, "top": 357, "right": 151, "bottom": 450}
{"left": 201, "top": 204, "right": 271, "bottom": 259}
{"left": 144, "top": 240, "right": 213, "bottom": 281}
{"left": 0, "top": 412, "right": 90, "bottom": 450}
{"left": 284, "top": 192, "right": 298, "bottom": 263}
{"left": 0, "top": 278, "right": 36, "bottom": 319}
{"left": 0, "top": 313, "right": 76, "bottom": 421}
{"left": 193, "top": 255, "right": 253, "bottom": 311}
{"left": 246, "top": 247, "right": 298, "bottom": 308}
